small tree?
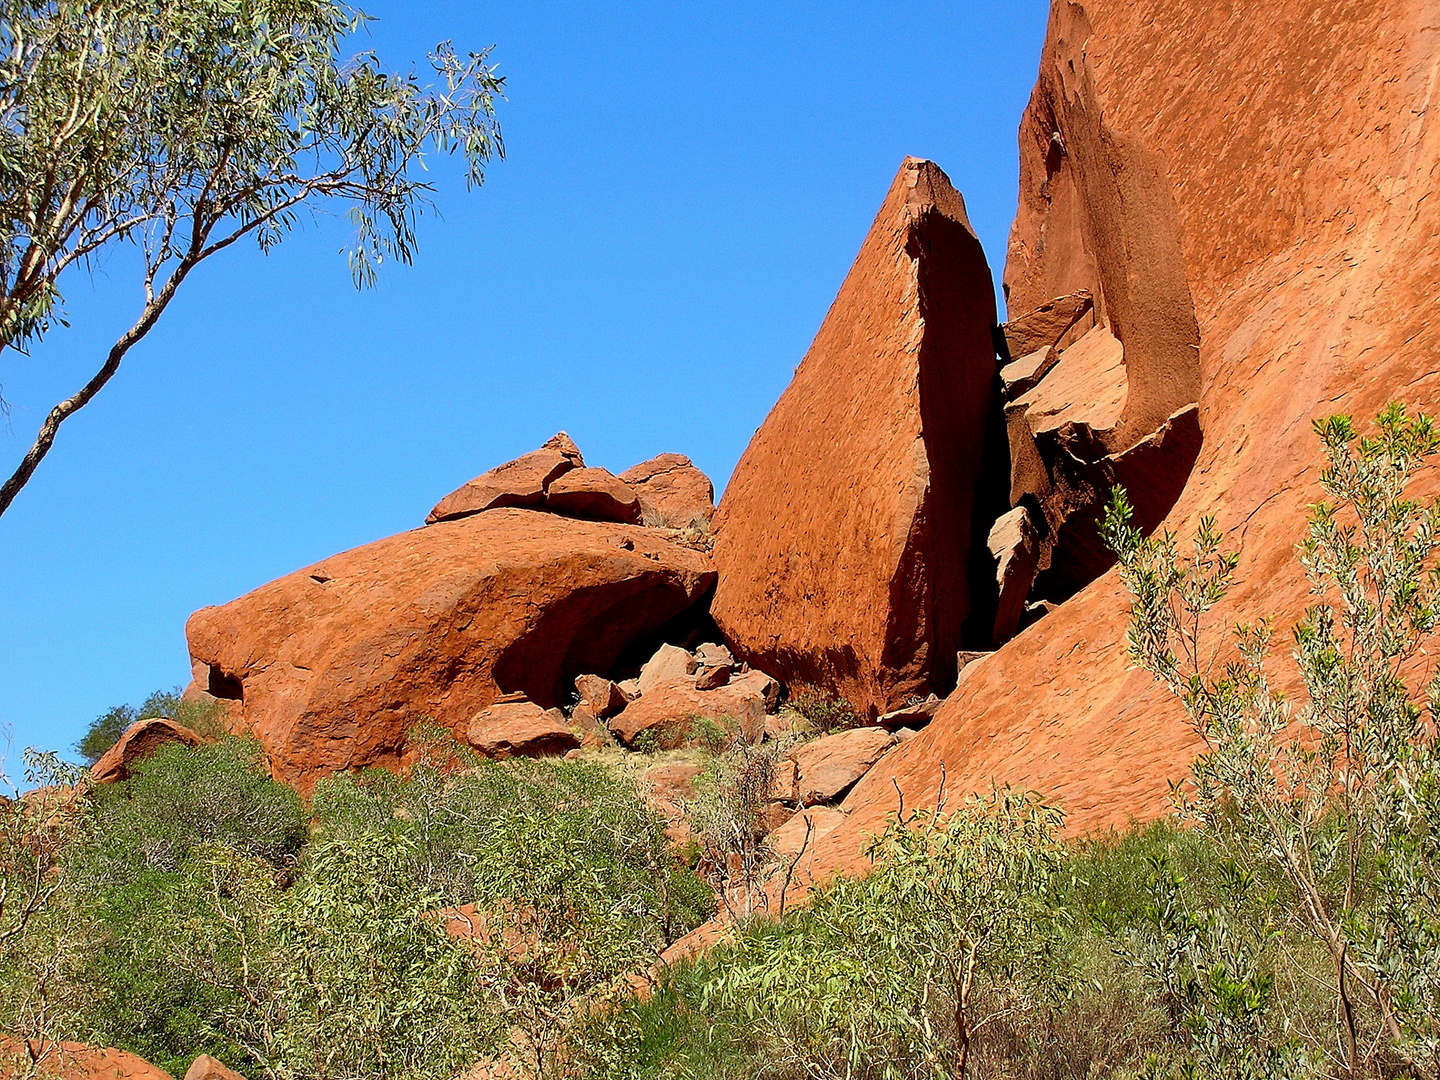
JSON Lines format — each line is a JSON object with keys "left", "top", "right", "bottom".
{"left": 1106, "top": 403, "right": 1440, "bottom": 1077}
{"left": 0, "top": 1, "right": 503, "bottom": 517}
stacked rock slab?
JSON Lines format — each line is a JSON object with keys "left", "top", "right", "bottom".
{"left": 619, "top": 454, "right": 716, "bottom": 526}
{"left": 787, "top": 0, "right": 1440, "bottom": 892}
{"left": 185, "top": 509, "right": 714, "bottom": 788}
{"left": 711, "top": 157, "right": 1001, "bottom": 716}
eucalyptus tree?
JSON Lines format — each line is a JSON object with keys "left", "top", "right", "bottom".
{"left": 0, "top": 0, "right": 503, "bottom": 517}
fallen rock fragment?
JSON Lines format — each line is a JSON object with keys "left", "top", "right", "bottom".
{"left": 574, "top": 674, "right": 627, "bottom": 719}
{"left": 544, "top": 467, "right": 643, "bottom": 524}
{"left": 184, "top": 1057, "right": 247, "bottom": 1080}
{"left": 999, "top": 345, "right": 1060, "bottom": 398}
{"left": 608, "top": 678, "right": 767, "bottom": 750}
{"left": 619, "top": 454, "right": 716, "bottom": 526}
{"left": 467, "top": 700, "right": 580, "bottom": 760}
{"left": 988, "top": 506, "right": 1042, "bottom": 644}
{"left": 427, "top": 433, "right": 583, "bottom": 524}
{"left": 636, "top": 643, "right": 698, "bottom": 695}
{"left": 1001, "top": 291, "right": 1093, "bottom": 359}
{"left": 790, "top": 727, "right": 898, "bottom": 807}
{"left": 877, "top": 695, "right": 943, "bottom": 732}
{"left": 91, "top": 719, "right": 205, "bottom": 785}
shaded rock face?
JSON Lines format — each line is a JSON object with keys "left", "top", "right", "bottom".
{"left": 544, "top": 467, "right": 644, "bottom": 525}
{"left": 185, "top": 510, "right": 715, "bottom": 787}
{"left": 784, "top": 0, "right": 1440, "bottom": 892}
{"left": 712, "top": 157, "right": 1004, "bottom": 717}
{"left": 91, "top": 719, "right": 205, "bottom": 785}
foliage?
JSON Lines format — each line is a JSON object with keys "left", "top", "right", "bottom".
{"left": 692, "top": 789, "right": 1068, "bottom": 1080}
{"left": 1106, "top": 402, "right": 1440, "bottom": 1077}
{"left": 783, "top": 690, "right": 862, "bottom": 734}
{"left": 0, "top": 0, "right": 504, "bottom": 516}
{"left": 75, "top": 686, "right": 228, "bottom": 762}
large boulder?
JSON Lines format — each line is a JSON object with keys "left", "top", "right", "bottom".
{"left": 711, "top": 157, "right": 1003, "bottom": 717}
{"left": 789, "top": 727, "right": 897, "bottom": 807}
{"left": 185, "top": 509, "right": 715, "bottom": 787}
{"left": 466, "top": 699, "right": 580, "bottom": 759}
{"left": 619, "top": 454, "right": 715, "bottom": 526}
{"left": 91, "top": 718, "right": 205, "bottom": 785}
{"left": 426, "top": 433, "right": 584, "bottom": 524}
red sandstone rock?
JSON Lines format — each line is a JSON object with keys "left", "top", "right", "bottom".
{"left": 544, "top": 467, "right": 643, "bottom": 525}
{"left": 0, "top": 1039, "right": 174, "bottom": 1080}
{"left": 608, "top": 677, "right": 767, "bottom": 750}
{"left": 988, "top": 507, "right": 1042, "bottom": 644}
{"left": 636, "top": 643, "right": 697, "bottom": 696}
{"left": 767, "top": 805, "right": 848, "bottom": 860}
{"left": 787, "top": 0, "right": 1440, "bottom": 896}
{"left": 426, "top": 433, "right": 583, "bottom": 525}
{"left": 185, "top": 509, "right": 715, "bottom": 788}
{"left": 183, "top": 1057, "right": 247, "bottom": 1080}
{"left": 1002, "top": 291, "right": 1094, "bottom": 360}
{"left": 999, "top": 346, "right": 1060, "bottom": 399}
{"left": 877, "top": 695, "right": 943, "bottom": 732}
{"left": 91, "top": 719, "right": 204, "bottom": 785}
{"left": 790, "top": 727, "right": 897, "bottom": 807}
{"left": 711, "top": 158, "right": 1000, "bottom": 716}
{"left": 619, "top": 454, "right": 716, "bottom": 526}
{"left": 574, "top": 674, "right": 627, "bottom": 719}
{"left": 467, "top": 701, "right": 580, "bottom": 759}
{"left": 568, "top": 704, "right": 613, "bottom": 750}
{"left": 643, "top": 761, "right": 705, "bottom": 844}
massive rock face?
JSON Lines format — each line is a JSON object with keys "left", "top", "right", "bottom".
{"left": 711, "top": 157, "right": 1004, "bottom": 716}
{"left": 185, "top": 510, "right": 715, "bottom": 786}
{"left": 795, "top": 0, "right": 1440, "bottom": 878}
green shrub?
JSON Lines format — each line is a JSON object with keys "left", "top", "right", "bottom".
{"left": 783, "top": 690, "right": 861, "bottom": 734}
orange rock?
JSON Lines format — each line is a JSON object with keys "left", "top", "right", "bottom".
{"left": 91, "top": 719, "right": 204, "bottom": 785}
{"left": 636, "top": 644, "right": 697, "bottom": 696}
{"left": 574, "top": 674, "right": 627, "bottom": 719}
{"left": 643, "top": 761, "right": 706, "bottom": 844}
{"left": 1001, "top": 291, "right": 1093, "bottom": 359}
{"left": 426, "top": 433, "right": 583, "bottom": 524}
{"left": 182, "top": 1057, "right": 246, "bottom": 1080}
{"left": 608, "top": 677, "right": 767, "bottom": 750}
{"left": 791, "top": 0, "right": 1440, "bottom": 893}
{"left": 712, "top": 158, "right": 1002, "bottom": 716}
{"left": 544, "top": 467, "right": 643, "bottom": 524}
{"left": 619, "top": 454, "right": 716, "bottom": 527}
{"left": 790, "top": 727, "right": 897, "bottom": 807}
{"left": 0, "top": 1038, "right": 175, "bottom": 1080}
{"left": 185, "top": 509, "right": 715, "bottom": 789}
{"left": 466, "top": 700, "right": 580, "bottom": 759}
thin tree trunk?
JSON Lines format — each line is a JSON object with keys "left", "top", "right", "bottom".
{"left": 0, "top": 269, "right": 185, "bottom": 519}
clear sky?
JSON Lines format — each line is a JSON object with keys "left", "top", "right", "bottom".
{"left": 0, "top": 0, "right": 1050, "bottom": 759}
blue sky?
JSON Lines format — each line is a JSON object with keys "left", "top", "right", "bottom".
{"left": 0, "top": 1, "right": 1050, "bottom": 759}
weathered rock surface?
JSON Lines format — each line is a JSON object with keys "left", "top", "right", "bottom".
{"left": 0, "top": 1039, "right": 175, "bottom": 1080}
{"left": 712, "top": 157, "right": 1003, "bottom": 717}
{"left": 636, "top": 643, "right": 699, "bottom": 695}
{"left": 185, "top": 510, "right": 715, "bottom": 787}
{"left": 467, "top": 700, "right": 580, "bottom": 759}
{"left": 607, "top": 675, "right": 770, "bottom": 750}
{"left": 427, "top": 433, "right": 583, "bottom": 524}
{"left": 877, "top": 695, "right": 943, "bottom": 732}
{"left": 791, "top": 0, "right": 1440, "bottom": 890}
{"left": 619, "top": 454, "right": 716, "bottom": 526}
{"left": 91, "top": 719, "right": 204, "bottom": 785}
{"left": 544, "top": 467, "right": 643, "bottom": 524}
{"left": 574, "top": 674, "right": 627, "bottom": 719}
{"left": 988, "top": 507, "right": 1042, "bottom": 644}
{"left": 790, "top": 727, "right": 897, "bottom": 807}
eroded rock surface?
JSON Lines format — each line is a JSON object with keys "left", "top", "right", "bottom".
{"left": 91, "top": 719, "right": 205, "bottom": 785}
{"left": 427, "top": 433, "right": 583, "bottom": 524}
{"left": 619, "top": 454, "right": 715, "bottom": 526}
{"left": 185, "top": 510, "right": 715, "bottom": 787}
{"left": 712, "top": 157, "right": 1003, "bottom": 716}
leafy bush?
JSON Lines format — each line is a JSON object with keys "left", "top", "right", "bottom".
{"left": 1107, "top": 403, "right": 1440, "bottom": 1077}
{"left": 783, "top": 690, "right": 861, "bottom": 734}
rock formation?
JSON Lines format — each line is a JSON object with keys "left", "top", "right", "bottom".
{"left": 0, "top": 1039, "right": 176, "bottom": 1080}
{"left": 619, "top": 454, "right": 716, "bottom": 526}
{"left": 427, "top": 433, "right": 584, "bottom": 524}
{"left": 711, "top": 157, "right": 1005, "bottom": 717}
{"left": 790, "top": 0, "right": 1440, "bottom": 888}
{"left": 185, "top": 510, "right": 714, "bottom": 786}
{"left": 91, "top": 718, "right": 205, "bottom": 785}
